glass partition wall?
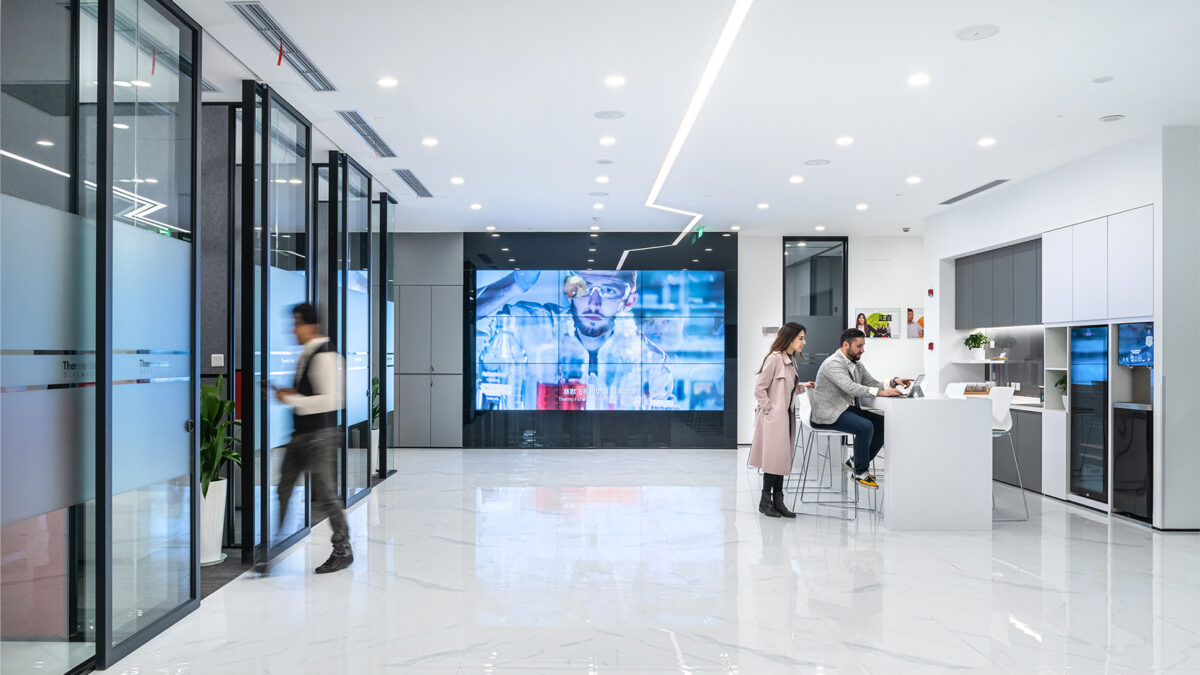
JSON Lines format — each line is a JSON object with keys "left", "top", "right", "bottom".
{"left": 375, "top": 195, "right": 397, "bottom": 479}
{"left": 238, "top": 81, "right": 314, "bottom": 565}
{"left": 782, "top": 238, "right": 848, "bottom": 381}
{"left": 1, "top": 0, "right": 201, "bottom": 670}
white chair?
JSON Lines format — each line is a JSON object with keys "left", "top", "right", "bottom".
{"left": 945, "top": 382, "right": 967, "bottom": 398}
{"left": 988, "top": 386, "right": 1029, "bottom": 521}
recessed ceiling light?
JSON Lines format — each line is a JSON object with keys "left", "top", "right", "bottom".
{"left": 836, "top": 136, "right": 854, "bottom": 146}
{"left": 722, "top": 233, "right": 731, "bottom": 237}
{"left": 1092, "top": 75, "right": 1115, "bottom": 84}
{"left": 604, "top": 75, "right": 626, "bottom": 88}
{"left": 113, "top": 123, "right": 129, "bottom": 129}
{"left": 815, "top": 225, "right": 827, "bottom": 231}
{"left": 508, "top": 258, "right": 515, "bottom": 262}
{"left": 145, "top": 178, "right": 159, "bottom": 184}
{"left": 587, "top": 259, "right": 595, "bottom": 263}
{"left": 596, "top": 159, "right": 613, "bottom": 165}
{"left": 907, "top": 72, "right": 930, "bottom": 87}
{"left": 450, "top": 176, "right": 465, "bottom": 185}
{"left": 130, "top": 80, "right": 151, "bottom": 87}
{"left": 589, "top": 225, "right": 600, "bottom": 231}
{"left": 731, "top": 225, "right": 741, "bottom": 231}
{"left": 705, "top": 248, "right": 712, "bottom": 252}
{"left": 288, "top": 178, "right": 301, "bottom": 184}
{"left": 594, "top": 110, "right": 625, "bottom": 119}
{"left": 599, "top": 136, "right": 616, "bottom": 146}
{"left": 514, "top": 267, "right": 521, "bottom": 270}
{"left": 757, "top": 203, "right": 769, "bottom": 209}
{"left": 421, "top": 137, "right": 438, "bottom": 147}
{"left": 856, "top": 203, "right": 869, "bottom": 211}
{"left": 805, "top": 159, "right": 830, "bottom": 166}
{"left": 590, "top": 233, "right": 599, "bottom": 237}
{"left": 955, "top": 24, "right": 1000, "bottom": 41}
{"left": 485, "top": 225, "right": 496, "bottom": 231}
{"left": 273, "top": 178, "right": 287, "bottom": 184}
{"left": 797, "top": 242, "right": 807, "bottom": 247}
{"left": 36, "top": 139, "right": 54, "bottom": 146}
{"left": 501, "top": 247, "right": 509, "bottom": 252}
{"left": 788, "top": 175, "right": 804, "bottom": 184}
{"left": 589, "top": 248, "right": 596, "bottom": 252}
{"left": 491, "top": 233, "right": 500, "bottom": 238}
{"left": 593, "top": 203, "right": 605, "bottom": 210}
{"left": 977, "top": 137, "right": 997, "bottom": 147}
{"left": 114, "top": 80, "right": 132, "bottom": 87}
{"left": 132, "top": 178, "right": 145, "bottom": 183}
{"left": 377, "top": 76, "right": 399, "bottom": 87}
{"left": 1100, "top": 114, "right": 1126, "bottom": 122}
{"left": 595, "top": 176, "right": 610, "bottom": 184}
{"left": 906, "top": 176, "right": 922, "bottom": 184}
{"left": 470, "top": 203, "right": 482, "bottom": 210}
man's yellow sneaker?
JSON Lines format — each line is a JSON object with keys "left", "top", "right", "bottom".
{"left": 853, "top": 472, "right": 879, "bottom": 489}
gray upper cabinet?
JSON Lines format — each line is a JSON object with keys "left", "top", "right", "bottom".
{"left": 1012, "top": 240, "right": 1039, "bottom": 326}
{"left": 991, "top": 247, "right": 1015, "bottom": 328}
{"left": 972, "top": 251, "right": 993, "bottom": 329}
{"left": 956, "top": 255, "right": 974, "bottom": 329}
{"left": 955, "top": 240, "right": 1043, "bottom": 329}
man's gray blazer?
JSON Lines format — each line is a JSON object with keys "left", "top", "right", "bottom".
{"left": 810, "top": 350, "right": 887, "bottom": 425}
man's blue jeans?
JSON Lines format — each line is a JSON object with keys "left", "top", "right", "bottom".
{"left": 811, "top": 406, "right": 885, "bottom": 474}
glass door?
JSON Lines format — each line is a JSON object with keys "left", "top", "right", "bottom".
{"left": 341, "top": 158, "right": 372, "bottom": 505}
{"left": 782, "top": 238, "right": 847, "bottom": 381}
{"left": 1070, "top": 325, "right": 1109, "bottom": 502}
{"left": 240, "top": 82, "right": 313, "bottom": 564}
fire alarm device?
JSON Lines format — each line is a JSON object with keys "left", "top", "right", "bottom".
{"left": 928, "top": 342, "right": 934, "bottom": 350}
{"left": 928, "top": 288, "right": 934, "bottom": 297}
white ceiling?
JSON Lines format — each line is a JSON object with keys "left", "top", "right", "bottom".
{"left": 185, "top": 0, "right": 1200, "bottom": 237}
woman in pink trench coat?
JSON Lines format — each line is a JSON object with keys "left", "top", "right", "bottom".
{"left": 750, "top": 322, "right": 814, "bottom": 518}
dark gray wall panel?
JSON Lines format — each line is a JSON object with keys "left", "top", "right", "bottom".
{"left": 991, "top": 247, "right": 1015, "bottom": 328}
{"left": 200, "top": 106, "right": 231, "bottom": 376}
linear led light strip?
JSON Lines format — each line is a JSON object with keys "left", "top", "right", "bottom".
{"left": 617, "top": 0, "right": 754, "bottom": 270}
{"left": 3, "top": 149, "right": 187, "bottom": 234}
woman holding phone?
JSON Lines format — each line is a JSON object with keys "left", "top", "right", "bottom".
{"left": 749, "top": 322, "right": 815, "bottom": 518}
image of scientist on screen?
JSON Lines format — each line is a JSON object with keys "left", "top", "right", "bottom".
{"left": 474, "top": 270, "right": 675, "bottom": 411}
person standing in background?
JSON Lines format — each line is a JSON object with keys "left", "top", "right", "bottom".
{"left": 267, "top": 303, "right": 352, "bottom": 574}
{"left": 749, "top": 322, "right": 815, "bottom": 518}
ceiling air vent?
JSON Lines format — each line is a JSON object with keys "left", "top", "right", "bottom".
{"left": 393, "top": 169, "right": 433, "bottom": 198}
{"left": 940, "top": 179, "right": 1009, "bottom": 205}
{"left": 228, "top": 2, "right": 336, "bottom": 92}
{"left": 336, "top": 111, "right": 395, "bottom": 158}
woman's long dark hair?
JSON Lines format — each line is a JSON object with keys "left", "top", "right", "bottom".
{"left": 757, "top": 322, "right": 806, "bottom": 373}
{"left": 855, "top": 312, "right": 867, "bottom": 330}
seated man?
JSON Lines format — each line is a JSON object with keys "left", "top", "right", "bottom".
{"left": 810, "top": 328, "right": 913, "bottom": 488}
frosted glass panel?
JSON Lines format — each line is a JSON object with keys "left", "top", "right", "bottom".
{"left": 346, "top": 280, "right": 370, "bottom": 426}
{"left": 267, "top": 267, "right": 306, "bottom": 449}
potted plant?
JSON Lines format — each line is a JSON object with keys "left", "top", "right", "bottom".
{"left": 200, "top": 375, "right": 241, "bottom": 566}
{"left": 964, "top": 331, "right": 989, "bottom": 359}
{"left": 1055, "top": 374, "right": 1068, "bottom": 411}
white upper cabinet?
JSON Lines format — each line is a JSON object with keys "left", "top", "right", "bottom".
{"left": 1106, "top": 205, "right": 1154, "bottom": 319}
{"left": 1042, "top": 227, "right": 1073, "bottom": 323}
{"left": 1071, "top": 217, "right": 1108, "bottom": 322}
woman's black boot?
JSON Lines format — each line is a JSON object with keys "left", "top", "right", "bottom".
{"left": 759, "top": 491, "right": 782, "bottom": 517}
{"left": 772, "top": 491, "right": 797, "bottom": 518}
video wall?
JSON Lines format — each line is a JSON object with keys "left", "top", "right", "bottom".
{"left": 473, "top": 269, "right": 725, "bottom": 411}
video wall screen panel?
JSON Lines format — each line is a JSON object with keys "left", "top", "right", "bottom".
{"left": 473, "top": 269, "right": 725, "bottom": 411}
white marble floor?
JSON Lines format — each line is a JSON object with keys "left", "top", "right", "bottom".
{"left": 111, "top": 448, "right": 1200, "bottom": 674}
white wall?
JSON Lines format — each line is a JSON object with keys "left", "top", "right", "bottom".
{"left": 847, "top": 236, "right": 927, "bottom": 385}
{"left": 736, "top": 234, "right": 926, "bottom": 443}
{"left": 737, "top": 235, "right": 783, "bottom": 444}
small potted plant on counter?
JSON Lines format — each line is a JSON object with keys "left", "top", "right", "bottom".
{"left": 200, "top": 375, "right": 241, "bottom": 566}
{"left": 1055, "top": 374, "right": 1068, "bottom": 411}
{"left": 964, "top": 331, "right": 989, "bottom": 359}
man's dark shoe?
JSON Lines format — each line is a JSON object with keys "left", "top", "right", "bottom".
{"left": 771, "top": 492, "right": 797, "bottom": 518}
{"left": 315, "top": 545, "right": 353, "bottom": 574}
{"left": 758, "top": 492, "right": 782, "bottom": 518}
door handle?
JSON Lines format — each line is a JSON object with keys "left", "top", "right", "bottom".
{"left": 184, "top": 419, "right": 195, "bottom": 432}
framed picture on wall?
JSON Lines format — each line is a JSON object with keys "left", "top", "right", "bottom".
{"left": 853, "top": 309, "right": 898, "bottom": 339}
{"left": 906, "top": 307, "right": 925, "bottom": 339}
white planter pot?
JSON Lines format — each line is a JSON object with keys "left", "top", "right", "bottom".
{"left": 200, "top": 478, "right": 228, "bottom": 566}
